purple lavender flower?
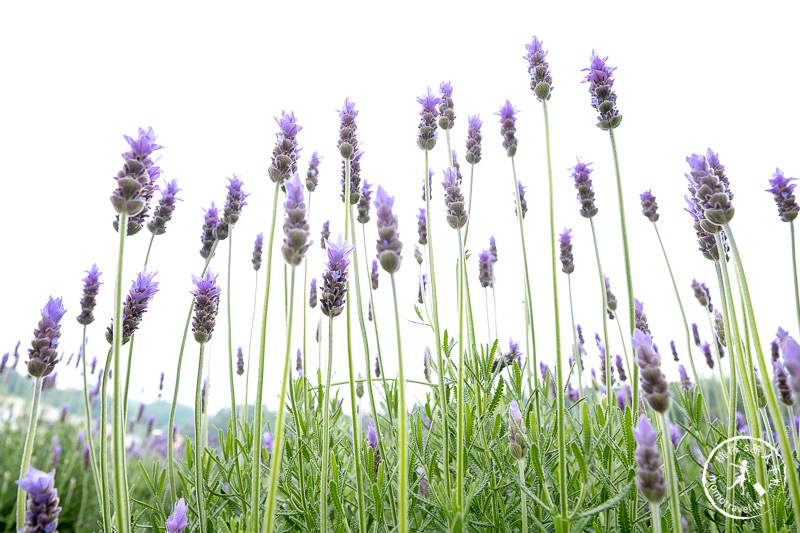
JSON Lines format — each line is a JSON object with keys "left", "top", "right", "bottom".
{"left": 566, "top": 383, "right": 579, "bottom": 403}
{"left": 17, "top": 466, "right": 61, "bottom": 532}
{"left": 367, "top": 300, "right": 373, "bottom": 322}
{"left": 416, "top": 87, "right": 441, "bottom": 150}
{"left": 423, "top": 346, "right": 431, "bottom": 382}
{"left": 306, "top": 151, "right": 322, "bottom": 192}
{"left": 779, "top": 330, "right": 800, "bottom": 395}
{"left": 0, "top": 352, "right": 7, "bottom": 374}
{"left": 159, "top": 371, "right": 165, "bottom": 397}
{"left": 616, "top": 385, "right": 632, "bottom": 411}
{"left": 496, "top": 100, "right": 519, "bottom": 157}
{"left": 295, "top": 348, "right": 303, "bottom": 378}
{"left": 669, "top": 341, "right": 678, "bottom": 362}
{"left": 438, "top": 81, "right": 455, "bottom": 130}
{"left": 633, "top": 416, "right": 666, "bottom": 503}
{"left": 417, "top": 208, "right": 428, "bottom": 245}
{"left": 572, "top": 159, "right": 597, "bottom": 218}
{"left": 508, "top": 401, "right": 527, "bottom": 461}
{"left": 27, "top": 297, "right": 66, "bottom": 378}
{"left": 341, "top": 150, "right": 363, "bottom": 204}
{"left": 166, "top": 498, "right": 189, "bottom": 533}
{"left": 268, "top": 111, "right": 302, "bottom": 184}
{"left": 767, "top": 168, "right": 799, "bottom": 222}
{"left": 112, "top": 127, "right": 163, "bottom": 234}
{"left": 106, "top": 269, "right": 159, "bottom": 345}
{"left": 691, "top": 279, "right": 712, "bottom": 312}
{"left": 632, "top": 329, "right": 671, "bottom": 413}
{"left": 355, "top": 372, "right": 363, "bottom": 398}
{"left": 524, "top": 36, "right": 553, "bottom": 101}
{"left": 615, "top": 354, "right": 627, "bottom": 382}
{"left": 443, "top": 168, "right": 468, "bottom": 229}
{"left": 489, "top": 236, "right": 498, "bottom": 262}
{"left": 281, "top": 174, "right": 311, "bottom": 266}
{"left": 640, "top": 190, "right": 659, "bottom": 222}
{"left": 374, "top": 355, "right": 381, "bottom": 378}
{"left": 702, "top": 342, "right": 714, "bottom": 370}
{"left": 605, "top": 276, "right": 617, "bottom": 318}
{"left": 199, "top": 202, "right": 218, "bottom": 259}
{"left": 465, "top": 114, "right": 483, "bottom": 165}
{"left": 669, "top": 423, "right": 682, "bottom": 448}
{"left": 191, "top": 270, "right": 221, "bottom": 344}
{"left": 309, "top": 278, "right": 318, "bottom": 309}
{"left": 42, "top": 372, "right": 57, "bottom": 390}
{"left": 634, "top": 299, "right": 651, "bottom": 335}
{"left": 320, "top": 221, "right": 330, "bottom": 249}
{"left": 478, "top": 250, "right": 494, "bottom": 288}
{"left": 236, "top": 347, "right": 244, "bottom": 376}
{"left": 320, "top": 234, "right": 356, "bottom": 318}
{"left": 201, "top": 380, "right": 208, "bottom": 414}
{"left": 91, "top": 356, "right": 97, "bottom": 375}
{"left": 338, "top": 98, "right": 359, "bottom": 160}
{"left": 368, "top": 424, "right": 382, "bottom": 478}
{"left": 137, "top": 402, "right": 146, "bottom": 423}
{"left": 691, "top": 323, "right": 701, "bottom": 346}
{"left": 371, "top": 260, "right": 379, "bottom": 290}
{"left": 147, "top": 414, "right": 156, "bottom": 437}
{"left": 414, "top": 245, "right": 423, "bottom": 265}
{"left": 514, "top": 180, "right": 528, "bottom": 219}
{"left": 416, "top": 467, "right": 429, "bottom": 497}
{"left": 214, "top": 175, "right": 248, "bottom": 241}
{"left": 147, "top": 179, "right": 182, "bottom": 236}
{"left": 582, "top": 51, "right": 622, "bottom": 130}
{"left": 252, "top": 233, "right": 263, "bottom": 271}
{"left": 774, "top": 355, "right": 793, "bottom": 406}
{"left": 76, "top": 264, "right": 102, "bottom": 326}
{"left": 715, "top": 310, "right": 726, "bottom": 347}
{"left": 357, "top": 180, "right": 373, "bottom": 224}
{"left": 374, "top": 186, "right": 403, "bottom": 273}
{"left": 679, "top": 365, "right": 691, "bottom": 390}
{"left": 686, "top": 149, "right": 735, "bottom": 230}
{"left": 597, "top": 334, "right": 614, "bottom": 386}
{"left": 559, "top": 229, "right": 574, "bottom": 274}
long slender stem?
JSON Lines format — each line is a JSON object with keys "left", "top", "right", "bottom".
{"left": 264, "top": 266, "right": 297, "bottom": 533}
{"left": 99, "top": 349, "right": 112, "bottom": 529}
{"left": 15, "top": 376, "right": 42, "bottom": 528}
{"left": 491, "top": 284, "right": 499, "bottom": 343}
{"left": 143, "top": 232, "right": 156, "bottom": 266}
{"left": 724, "top": 224, "right": 800, "bottom": 524}
{"left": 567, "top": 275, "right": 583, "bottom": 395}
{"left": 424, "top": 148, "right": 451, "bottom": 497}
{"left": 518, "top": 460, "right": 528, "bottom": 533}
{"left": 320, "top": 316, "right": 335, "bottom": 533}
{"left": 792, "top": 221, "right": 800, "bottom": 336}
{"left": 244, "top": 271, "right": 259, "bottom": 422}
{"left": 658, "top": 412, "right": 681, "bottom": 533}
{"left": 463, "top": 163, "right": 475, "bottom": 244}
{"left": 112, "top": 211, "right": 131, "bottom": 533}
{"left": 588, "top": 219, "right": 613, "bottom": 415}
{"left": 390, "top": 274, "right": 408, "bottom": 532}
{"left": 455, "top": 229, "right": 466, "bottom": 514}
{"left": 194, "top": 343, "right": 208, "bottom": 533}
{"left": 705, "top": 308, "right": 729, "bottom": 410}
{"left": 249, "top": 182, "right": 281, "bottom": 533}
{"left": 608, "top": 129, "right": 636, "bottom": 410}
{"left": 484, "top": 288, "right": 491, "bottom": 341}
{"left": 302, "top": 194, "right": 313, "bottom": 435}
{"left": 226, "top": 231, "right": 238, "bottom": 430}
{"left": 79, "top": 326, "right": 104, "bottom": 530}
{"left": 651, "top": 502, "right": 662, "bottom": 533}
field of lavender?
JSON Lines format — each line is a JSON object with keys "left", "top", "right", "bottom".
{"left": 3, "top": 33, "right": 800, "bottom": 533}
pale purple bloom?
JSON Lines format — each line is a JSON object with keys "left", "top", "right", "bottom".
{"left": 306, "top": 151, "right": 322, "bottom": 192}
{"left": 633, "top": 416, "right": 666, "bottom": 503}
{"left": 166, "top": 498, "right": 189, "bottom": 533}
{"left": 309, "top": 278, "right": 318, "bottom": 309}
{"left": 496, "top": 100, "right": 519, "bottom": 156}
{"left": 371, "top": 260, "right": 379, "bottom": 290}
{"left": 640, "top": 190, "right": 659, "bottom": 222}
{"left": 679, "top": 365, "right": 691, "bottom": 390}
{"left": 268, "top": 111, "right": 302, "bottom": 184}
{"left": 17, "top": 466, "right": 61, "bottom": 532}
{"left": 685, "top": 149, "right": 735, "bottom": 228}
{"left": 465, "top": 114, "right": 482, "bottom": 165}
{"left": 281, "top": 174, "right": 311, "bottom": 266}
{"left": 148, "top": 179, "right": 182, "bottom": 236}
{"left": 767, "top": 167, "right": 799, "bottom": 222}
{"left": 262, "top": 431, "right": 273, "bottom": 453}
{"left": 779, "top": 331, "right": 800, "bottom": 395}
{"left": 582, "top": 51, "right": 622, "bottom": 130}
{"left": 478, "top": 250, "right": 494, "bottom": 288}
{"left": 632, "top": 328, "right": 671, "bottom": 413}
{"left": 357, "top": 180, "right": 373, "bottom": 224}
{"left": 416, "top": 87, "right": 441, "bottom": 150}
{"left": 191, "top": 270, "right": 221, "bottom": 344}
{"left": 320, "top": 221, "right": 331, "bottom": 249}
{"left": 559, "top": 228, "right": 574, "bottom": 274}
{"left": 423, "top": 346, "right": 431, "bottom": 382}
{"left": 524, "top": 36, "right": 552, "bottom": 101}
{"left": 508, "top": 400, "right": 526, "bottom": 460}
{"left": 417, "top": 208, "right": 427, "bottom": 245}
{"left": 438, "top": 81, "right": 455, "bottom": 130}
{"left": 27, "top": 297, "right": 67, "bottom": 378}
{"left": 669, "top": 423, "right": 682, "bottom": 448}
{"left": 236, "top": 347, "right": 244, "bottom": 376}
{"left": 443, "top": 168, "right": 468, "bottom": 229}
{"left": 374, "top": 186, "right": 403, "bottom": 273}
{"left": 77, "top": 264, "right": 102, "bottom": 326}
{"left": 338, "top": 98, "right": 359, "bottom": 161}
{"left": 215, "top": 175, "right": 248, "bottom": 240}
{"left": 514, "top": 181, "right": 527, "bottom": 219}
{"left": 320, "top": 235, "right": 356, "bottom": 318}
{"left": 572, "top": 159, "right": 597, "bottom": 218}
{"left": 252, "top": 233, "right": 264, "bottom": 271}
{"left": 417, "top": 467, "right": 429, "bottom": 496}
{"left": 51, "top": 436, "right": 62, "bottom": 467}
{"left": 199, "top": 202, "right": 218, "bottom": 259}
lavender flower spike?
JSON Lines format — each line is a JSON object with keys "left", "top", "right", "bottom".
{"left": 236, "top": 347, "right": 244, "bottom": 376}
{"left": 417, "top": 208, "right": 428, "bottom": 245}
{"left": 337, "top": 97, "right": 359, "bottom": 160}
{"left": 306, "top": 151, "right": 322, "bottom": 192}
{"left": 438, "top": 81, "right": 455, "bottom": 130}
{"left": 268, "top": 111, "right": 302, "bottom": 184}
{"left": 691, "top": 279, "right": 712, "bottom": 312}
{"left": 147, "top": 179, "right": 182, "bottom": 236}
{"left": 496, "top": 100, "right": 519, "bottom": 157}
{"left": 166, "top": 498, "right": 189, "bottom": 533}
{"left": 514, "top": 180, "right": 528, "bottom": 220}
{"left": 778, "top": 331, "right": 800, "bottom": 395}
{"left": 416, "top": 87, "right": 441, "bottom": 150}
{"left": 559, "top": 228, "right": 574, "bottom": 274}
{"left": 640, "top": 190, "right": 659, "bottom": 222}
{"left": 320, "top": 234, "right": 356, "bottom": 318}
{"left": 465, "top": 114, "right": 483, "bottom": 165}
{"left": 357, "top": 180, "right": 373, "bottom": 224}
{"left": 371, "top": 260, "right": 379, "bottom": 290}
{"left": 214, "top": 174, "right": 248, "bottom": 241}
{"left": 76, "top": 265, "right": 102, "bottom": 326}
{"left": 633, "top": 416, "right": 666, "bottom": 503}
{"left": 767, "top": 167, "right": 799, "bottom": 222}
{"left": 582, "top": 50, "right": 622, "bottom": 130}
{"left": 443, "top": 168, "right": 468, "bottom": 229}
{"left": 478, "top": 250, "right": 494, "bottom": 288}
{"left": 252, "top": 233, "right": 264, "bottom": 271}
{"left": 524, "top": 36, "right": 553, "bottom": 101}
{"left": 341, "top": 150, "right": 363, "bottom": 204}
{"left": 508, "top": 401, "right": 527, "bottom": 461}
{"left": 281, "top": 174, "right": 311, "bottom": 266}
{"left": 679, "top": 364, "right": 691, "bottom": 389}
{"left": 632, "top": 328, "right": 671, "bottom": 413}
{"left": 105, "top": 269, "right": 159, "bottom": 345}
{"left": 774, "top": 355, "right": 794, "bottom": 406}
{"left": 489, "top": 236, "right": 498, "bottom": 262}
{"left": 199, "top": 202, "right": 218, "bottom": 259}
{"left": 112, "top": 127, "right": 162, "bottom": 233}
{"left": 309, "top": 278, "right": 318, "bottom": 309}
{"left": 320, "top": 221, "right": 331, "bottom": 249}
{"left": 572, "top": 159, "right": 597, "bottom": 218}
{"left": 17, "top": 466, "right": 61, "bottom": 533}
{"left": 191, "top": 270, "right": 221, "bottom": 344}
{"left": 686, "top": 149, "right": 735, "bottom": 229}
{"left": 374, "top": 186, "right": 403, "bottom": 273}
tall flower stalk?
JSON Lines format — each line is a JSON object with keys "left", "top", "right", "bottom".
{"left": 243, "top": 232, "right": 263, "bottom": 421}
{"left": 766, "top": 168, "right": 800, "bottom": 334}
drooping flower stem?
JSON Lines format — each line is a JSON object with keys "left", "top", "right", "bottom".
{"left": 652, "top": 222, "right": 709, "bottom": 417}
{"left": 194, "top": 343, "right": 208, "bottom": 533}
{"left": 263, "top": 266, "right": 297, "bottom": 533}
{"left": 588, "top": 218, "right": 613, "bottom": 414}
{"left": 320, "top": 316, "right": 335, "bottom": 533}
{"left": 518, "top": 460, "right": 528, "bottom": 533}
{"left": 15, "top": 376, "right": 42, "bottom": 529}
{"left": 244, "top": 271, "right": 258, "bottom": 421}
{"left": 111, "top": 211, "right": 131, "bottom": 533}
{"left": 567, "top": 275, "right": 583, "bottom": 395}
{"left": 249, "top": 182, "right": 281, "bottom": 533}
{"left": 168, "top": 243, "right": 217, "bottom": 503}
{"left": 510, "top": 156, "right": 538, "bottom": 422}
{"left": 79, "top": 326, "right": 104, "bottom": 528}
{"left": 792, "top": 221, "right": 800, "bottom": 335}
{"left": 424, "top": 148, "right": 451, "bottom": 496}
{"left": 657, "top": 412, "right": 682, "bottom": 533}
{"left": 608, "top": 129, "right": 636, "bottom": 408}
{"left": 390, "top": 273, "right": 409, "bottom": 532}
{"left": 456, "top": 228, "right": 467, "bottom": 514}
{"left": 723, "top": 224, "right": 800, "bottom": 522}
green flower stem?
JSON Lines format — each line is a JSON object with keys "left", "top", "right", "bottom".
{"left": 343, "top": 158, "right": 367, "bottom": 533}
{"left": 705, "top": 308, "right": 729, "bottom": 410}
{"left": 79, "top": 325, "right": 104, "bottom": 530}
{"left": 607, "top": 129, "right": 636, "bottom": 410}
{"left": 518, "top": 460, "right": 528, "bottom": 533}
{"left": 264, "top": 266, "right": 297, "bottom": 533}
{"left": 567, "top": 275, "right": 583, "bottom": 395}
{"left": 76, "top": 470, "right": 88, "bottom": 530}
{"left": 724, "top": 223, "right": 800, "bottom": 525}
{"left": 249, "top": 182, "right": 281, "bottom": 533}
{"left": 510, "top": 156, "right": 539, "bottom": 427}
{"left": 286, "top": 371, "right": 311, "bottom": 531}
{"left": 657, "top": 412, "right": 681, "bottom": 533}
{"left": 650, "top": 501, "right": 662, "bottom": 533}
{"left": 792, "top": 221, "right": 800, "bottom": 336}
{"left": 143, "top": 231, "right": 156, "bottom": 267}
{"left": 244, "top": 270, "right": 259, "bottom": 422}
{"left": 99, "top": 349, "right": 112, "bottom": 529}
{"left": 224, "top": 231, "right": 245, "bottom": 506}
{"left": 611, "top": 313, "right": 632, "bottom": 388}
{"left": 484, "top": 288, "right": 491, "bottom": 341}
{"left": 652, "top": 222, "right": 710, "bottom": 418}
{"left": 588, "top": 218, "right": 613, "bottom": 415}
{"left": 111, "top": 211, "right": 131, "bottom": 533}
{"left": 168, "top": 242, "right": 217, "bottom": 503}
{"left": 456, "top": 228, "right": 467, "bottom": 513}
{"left": 542, "top": 101, "right": 567, "bottom": 518}
{"left": 390, "top": 274, "right": 409, "bottom": 532}
{"left": 463, "top": 163, "right": 476, "bottom": 245}
{"left": 491, "top": 284, "right": 499, "bottom": 344}
{"left": 302, "top": 194, "right": 313, "bottom": 431}
{"left": 15, "top": 376, "right": 42, "bottom": 529}
{"left": 424, "top": 148, "right": 451, "bottom": 498}
{"left": 320, "top": 316, "right": 335, "bottom": 533}
{"left": 194, "top": 343, "right": 208, "bottom": 533}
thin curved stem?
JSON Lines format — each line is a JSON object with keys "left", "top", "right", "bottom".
{"left": 79, "top": 326, "right": 104, "bottom": 530}
{"left": 99, "top": 349, "right": 112, "bottom": 529}
{"left": 244, "top": 271, "right": 259, "bottom": 422}
{"left": 588, "top": 219, "right": 613, "bottom": 415}
{"left": 518, "top": 460, "right": 528, "bottom": 533}
{"left": 15, "top": 377, "right": 42, "bottom": 529}
{"left": 320, "top": 315, "right": 335, "bottom": 533}
{"left": 390, "top": 274, "right": 408, "bottom": 532}
{"left": 463, "top": 163, "right": 475, "bottom": 244}
{"left": 456, "top": 229, "right": 466, "bottom": 513}
{"left": 567, "top": 275, "right": 583, "bottom": 396}
{"left": 658, "top": 412, "right": 682, "bottom": 533}
{"left": 143, "top": 232, "right": 156, "bottom": 266}
{"left": 194, "top": 343, "right": 208, "bottom": 533}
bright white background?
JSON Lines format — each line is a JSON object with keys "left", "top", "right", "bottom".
{"left": 1, "top": 1, "right": 798, "bottom": 416}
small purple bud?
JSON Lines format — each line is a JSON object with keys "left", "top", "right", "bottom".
{"left": 572, "top": 159, "right": 597, "bottom": 218}
{"left": 443, "top": 168, "right": 468, "bottom": 229}
{"left": 691, "top": 279, "right": 713, "bottom": 312}
{"left": 236, "top": 347, "right": 244, "bottom": 376}
{"left": 338, "top": 98, "right": 359, "bottom": 161}
{"left": 582, "top": 50, "right": 622, "bottom": 130}
{"left": 268, "top": 111, "right": 302, "bottom": 184}
{"left": 309, "top": 278, "right": 318, "bottom": 309}
{"left": 17, "top": 466, "right": 61, "bottom": 532}
{"left": 296, "top": 349, "right": 303, "bottom": 377}
{"left": 496, "top": 100, "right": 519, "bottom": 157}
{"left": 417, "top": 208, "right": 428, "bottom": 245}
{"left": 417, "top": 467, "right": 429, "bottom": 497}
{"left": 281, "top": 174, "right": 311, "bottom": 266}
{"left": 632, "top": 329, "right": 671, "bottom": 413}
{"left": 27, "top": 297, "right": 67, "bottom": 378}
{"left": 320, "top": 235, "right": 356, "bottom": 318}
{"left": 559, "top": 228, "right": 574, "bottom": 274}
{"left": 478, "top": 250, "right": 495, "bottom": 288}
{"left": 148, "top": 179, "right": 182, "bottom": 236}
{"left": 633, "top": 416, "right": 666, "bottom": 503}
{"left": 416, "top": 87, "right": 441, "bottom": 150}
{"left": 214, "top": 175, "right": 248, "bottom": 240}
{"left": 371, "top": 260, "right": 379, "bottom": 290}
{"left": 669, "top": 423, "right": 682, "bottom": 448}
{"left": 465, "top": 114, "right": 482, "bottom": 165}
{"left": 615, "top": 354, "right": 627, "bottom": 382}
{"left": 357, "top": 180, "right": 373, "bottom": 224}
{"left": 320, "top": 221, "right": 331, "bottom": 249}
{"left": 767, "top": 167, "right": 799, "bottom": 222}
{"left": 508, "top": 400, "right": 527, "bottom": 460}
{"left": 524, "top": 36, "right": 553, "bottom": 101}
{"left": 306, "top": 151, "right": 322, "bottom": 192}
{"left": 252, "top": 233, "right": 264, "bottom": 271}
{"left": 635, "top": 299, "right": 651, "bottom": 336}
{"left": 678, "top": 365, "right": 691, "bottom": 390}
{"left": 77, "top": 265, "right": 102, "bottom": 326}
{"left": 640, "top": 190, "right": 659, "bottom": 222}
{"left": 374, "top": 186, "right": 403, "bottom": 273}
{"left": 437, "top": 81, "right": 455, "bottom": 130}
{"left": 199, "top": 203, "right": 218, "bottom": 259}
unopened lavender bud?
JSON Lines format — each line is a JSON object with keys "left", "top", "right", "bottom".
{"left": 320, "top": 235, "right": 356, "bottom": 318}
{"left": 559, "top": 228, "right": 574, "bottom": 274}
{"left": 702, "top": 342, "right": 714, "bottom": 370}
{"left": 106, "top": 269, "right": 159, "bottom": 345}
{"left": 423, "top": 346, "right": 431, "bottom": 382}
{"left": 414, "top": 245, "right": 423, "bottom": 265}
{"left": 496, "top": 100, "right": 519, "bottom": 157}
{"left": 147, "top": 414, "right": 156, "bottom": 437}
{"left": 166, "top": 498, "right": 189, "bottom": 533}
{"left": 357, "top": 180, "right": 373, "bottom": 224}
{"left": 321, "top": 221, "right": 331, "bottom": 249}
{"left": 478, "top": 250, "right": 494, "bottom": 288}
{"left": 524, "top": 36, "right": 553, "bottom": 101}
{"left": 605, "top": 276, "right": 617, "bottom": 317}
{"left": 465, "top": 114, "right": 483, "bottom": 164}
{"left": 716, "top": 336, "right": 725, "bottom": 359}
{"left": 309, "top": 278, "right": 318, "bottom": 308}
{"left": 508, "top": 401, "right": 527, "bottom": 461}
{"left": 714, "top": 310, "right": 726, "bottom": 347}
{"left": 417, "top": 467, "right": 429, "bottom": 497}
{"left": 582, "top": 50, "right": 622, "bottom": 130}
{"left": 686, "top": 149, "right": 735, "bottom": 229}
{"left": 691, "top": 279, "right": 713, "bottom": 312}
{"left": 306, "top": 151, "right": 321, "bottom": 192}
{"left": 27, "top": 297, "right": 66, "bottom": 378}
{"left": 566, "top": 383, "right": 579, "bottom": 403}
{"left": 262, "top": 431, "right": 273, "bottom": 454}
{"left": 356, "top": 373, "right": 363, "bottom": 398}
{"left": 416, "top": 87, "right": 441, "bottom": 150}
{"left": 572, "top": 160, "right": 598, "bottom": 218}
{"left": 59, "top": 404, "right": 68, "bottom": 423}
{"left": 616, "top": 354, "right": 627, "bottom": 382}
{"left": 767, "top": 167, "right": 799, "bottom": 222}
{"left": 633, "top": 416, "right": 666, "bottom": 503}
{"left": 374, "top": 186, "right": 403, "bottom": 273}
{"left": 215, "top": 175, "right": 248, "bottom": 240}
{"left": 17, "top": 467, "right": 61, "bottom": 532}
{"left": 437, "top": 81, "right": 455, "bottom": 130}
{"left": 148, "top": 179, "right": 182, "bottom": 236}
{"left": 774, "top": 356, "right": 794, "bottom": 406}
{"left": 616, "top": 386, "right": 631, "bottom": 410}
{"left": 639, "top": 190, "right": 659, "bottom": 222}
{"left": 159, "top": 372, "right": 165, "bottom": 395}
{"left": 137, "top": 402, "right": 146, "bottom": 423}
{"left": 199, "top": 203, "right": 218, "bottom": 259}
{"left": 670, "top": 341, "right": 679, "bottom": 362}
{"left": 368, "top": 424, "right": 382, "bottom": 478}
{"left": 296, "top": 349, "right": 303, "bottom": 377}
{"left": 442, "top": 168, "right": 468, "bottom": 229}
{"left": 635, "top": 299, "right": 651, "bottom": 336}
{"left": 367, "top": 301, "right": 372, "bottom": 322}
{"left": 669, "top": 424, "right": 682, "bottom": 449}
{"left": 252, "top": 233, "right": 263, "bottom": 271}
{"left": 374, "top": 356, "right": 381, "bottom": 378}
{"left": 191, "top": 270, "right": 221, "bottom": 344}
{"left": 514, "top": 180, "right": 528, "bottom": 220}
{"left": 268, "top": 111, "right": 301, "bottom": 184}
{"left": 338, "top": 98, "right": 359, "bottom": 161}
{"left": 417, "top": 208, "right": 428, "bottom": 245}
{"left": 236, "top": 347, "right": 244, "bottom": 376}
{"left": 632, "top": 329, "right": 671, "bottom": 413}
{"left": 281, "top": 174, "right": 311, "bottom": 266}
{"left": 76, "top": 265, "right": 102, "bottom": 326}
{"left": 678, "top": 364, "right": 691, "bottom": 390}
{"left": 111, "top": 128, "right": 162, "bottom": 229}
{"left": 692, "top": 323, "right": 701, "bottom": 346}
{"left": 371, "top": 260, "right": 379, "bottom": 290}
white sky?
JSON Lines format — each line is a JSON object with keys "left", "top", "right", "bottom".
{"left": 1, "top": 1, "right": 799, "bottom": 416}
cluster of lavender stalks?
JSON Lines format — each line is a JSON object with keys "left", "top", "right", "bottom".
{"left": 8, "top": 34, "right": 800, "bottom": 533}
